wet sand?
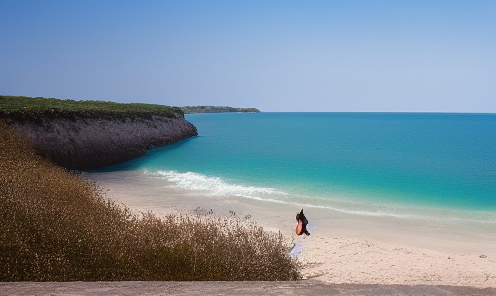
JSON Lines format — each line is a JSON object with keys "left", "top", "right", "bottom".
{"left": 82, "top": 170, "right": 495, "bottom": 290}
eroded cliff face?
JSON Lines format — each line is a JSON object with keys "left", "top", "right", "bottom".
{"left": 1, "top": 111, "right": 198, "bottom": 170}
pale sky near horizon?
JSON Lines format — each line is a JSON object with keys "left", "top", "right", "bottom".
{"left": 1, "top": 0, "right": 495, "bottom": 112}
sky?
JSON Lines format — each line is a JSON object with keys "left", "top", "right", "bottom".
{"left": 1, "top": 0, "right": 495, "bottom": 112}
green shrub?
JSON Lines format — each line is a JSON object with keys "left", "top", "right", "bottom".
{"left": 0, "top": 124, "right": 300, "bottom": 281}
{"left": 0, "top": 95, "right": 183, "bottom": 119}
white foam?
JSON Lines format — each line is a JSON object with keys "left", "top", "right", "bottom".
{"left": 146, "top": 170, "right": 288, "bottom": 202}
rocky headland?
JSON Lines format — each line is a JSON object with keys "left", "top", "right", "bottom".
{"left": 181, "top": 106, "right": 260, "bottom": 114}
{"left": 0, "top": 108, "right": 197, "bottom": 171}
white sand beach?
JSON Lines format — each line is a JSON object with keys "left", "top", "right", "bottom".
{"left": 88, "top": 170, "right": 496, "bottom": 289}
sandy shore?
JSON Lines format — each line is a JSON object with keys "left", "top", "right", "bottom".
{"left": 84, "top": 170, "right": 496, "bottom": 289}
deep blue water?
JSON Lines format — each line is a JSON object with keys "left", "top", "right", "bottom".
{"left": 98, "top": 113, "right": 496, "bottom": 220}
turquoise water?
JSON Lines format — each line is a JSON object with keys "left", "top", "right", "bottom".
{"left": 98, "top": 113, "right": 496, "bottom": 221}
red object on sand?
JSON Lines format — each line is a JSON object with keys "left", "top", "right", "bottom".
{"left": 296, "top": 220, "right": 304, "bottom": 235}
{"left": 295, "top": 209, "right": 310, "bottom": 236}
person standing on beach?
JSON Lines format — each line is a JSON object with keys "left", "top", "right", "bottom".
{"left": 296, "top": 209, "right": 310, "bottom": 236}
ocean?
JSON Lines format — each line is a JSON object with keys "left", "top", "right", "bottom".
{"left": 94, "top": 112, "right": 496, "bottom": 226}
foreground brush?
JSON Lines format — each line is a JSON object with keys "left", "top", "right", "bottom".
{"left": 0, "top": 123, "right": 300, "bottom": 281}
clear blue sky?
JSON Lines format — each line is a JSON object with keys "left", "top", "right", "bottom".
{"left": 1, "top": 0, "right": 495, "bottom": 112}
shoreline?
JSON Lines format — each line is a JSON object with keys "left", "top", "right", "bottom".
{"left": 87, "top": 170, "right": 496, "bottom": 288}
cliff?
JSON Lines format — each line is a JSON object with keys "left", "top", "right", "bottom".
{"left": 0, "top": 97, "right": 198, "bottom": 170}
{"left": 181, "top": 106, "right": 260, "bottom": 114}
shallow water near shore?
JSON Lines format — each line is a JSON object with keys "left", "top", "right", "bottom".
{"left": 93, "top": 112, "right": 496, "bottom": 227}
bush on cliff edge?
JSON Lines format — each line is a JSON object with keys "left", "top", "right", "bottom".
{"left": 0, "top": 123, "right": 300, "bottom": 281}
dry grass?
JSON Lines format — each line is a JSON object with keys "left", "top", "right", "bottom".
{"left": 0, "top": 123, "right": 300, "bottom": 281}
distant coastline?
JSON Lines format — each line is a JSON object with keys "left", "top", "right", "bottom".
{"left": 181, "top": 106, "right": 260, "bottom": 114}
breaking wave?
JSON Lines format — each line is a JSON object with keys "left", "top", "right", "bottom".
{"left": 146, "top": 170, "right": 289, "bottom": 203}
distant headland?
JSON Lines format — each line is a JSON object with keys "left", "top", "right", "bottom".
{"left": 181, "top": 106, "right": 260, "bottom": 114}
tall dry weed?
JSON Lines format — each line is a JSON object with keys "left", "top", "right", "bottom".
{"left": 0, "top": 123, "right": 300, "bottom": 281}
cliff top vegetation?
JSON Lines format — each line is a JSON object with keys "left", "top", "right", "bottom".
{"left": 181, "top": 106, "right": 260, "bottom": 114}
{"left": 0, "top": 95, "right": 184, "bottom": 119}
